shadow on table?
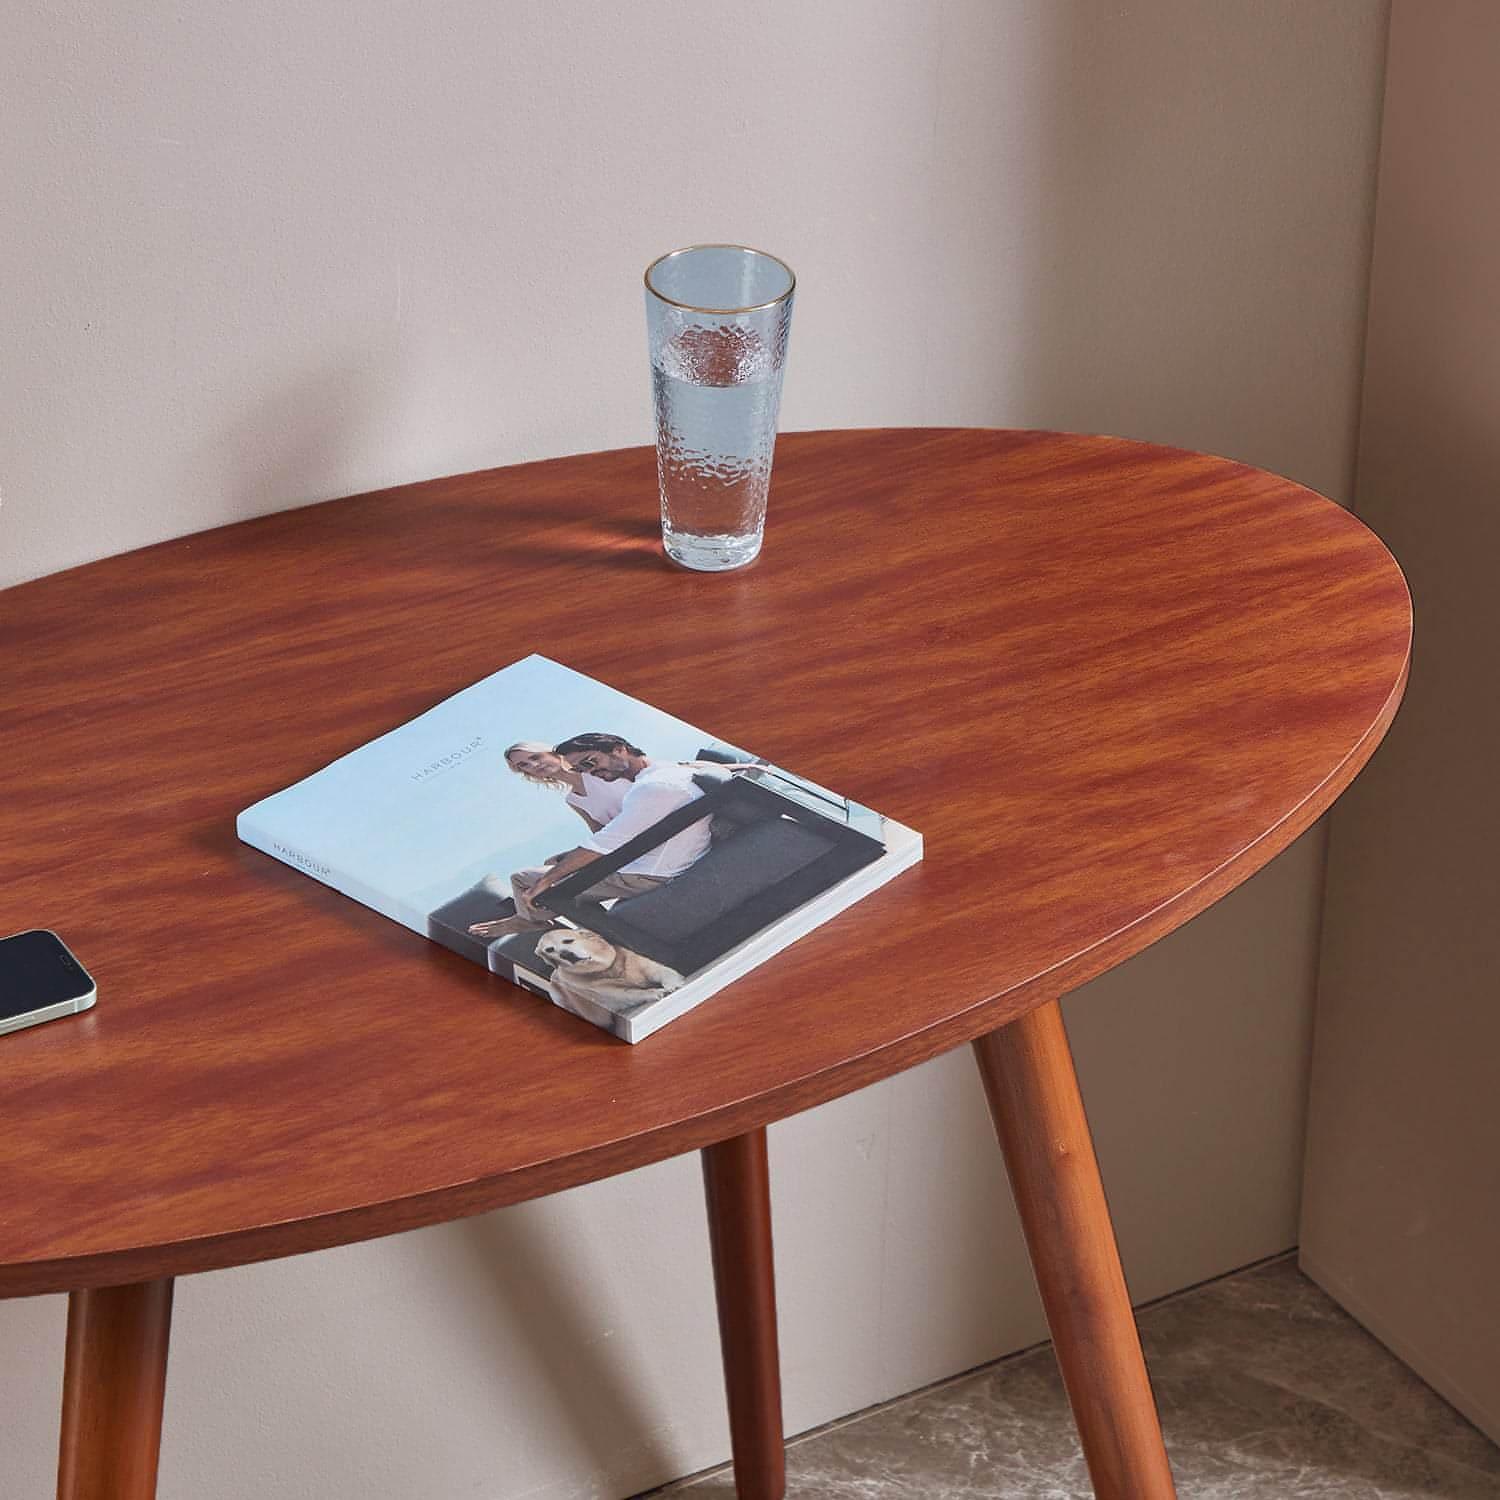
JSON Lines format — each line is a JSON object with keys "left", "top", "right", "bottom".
{"left": 420, "top": 497, "right": 675, "bottom": 575}
{"left": 193, "top": 357, "right": 676, "bottom": 577}
{"left": 182, "top": 480, "right": 679, "bottom": 580}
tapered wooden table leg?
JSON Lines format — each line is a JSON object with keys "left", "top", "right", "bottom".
{"left": 701, "top": 1129, "right": 785, "bottom": 1500}
{"left": 974, "top": 1001, "right": 1177, "bottom": 1500}
{"left": 58, "top": 1280, "right": 175, "bottom": 1500}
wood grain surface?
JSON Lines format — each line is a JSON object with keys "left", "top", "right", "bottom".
{"left": 56, "top": 1279, "right": 174, "bottom": 1498}
{"left": 0, "top": 429, "right": 1411, "bottom": 1297}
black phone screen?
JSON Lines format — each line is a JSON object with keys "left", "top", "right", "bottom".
{"left": 0, "top": 930, "right": 94, "bottom": 1019}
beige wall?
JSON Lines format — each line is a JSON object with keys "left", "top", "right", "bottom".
{"left": 1, "top": 4, "right": 1389, "bottom": 1495}
{"left": 1302, "top": 0, "right": 1500, "bottom": 1443}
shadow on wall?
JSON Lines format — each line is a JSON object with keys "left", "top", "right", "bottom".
{"left": 190, "top": 355, "right": 398, "bottom": 529}
{"left": 1005, "top": 2, "right": 1385, "bottom": 502}
{"left": 453, "top": 1201, "right": 684, "bottom": 1489}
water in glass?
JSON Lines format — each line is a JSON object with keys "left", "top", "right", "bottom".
{"left": 653, "top": 323, "right": 783, "bottom": 571}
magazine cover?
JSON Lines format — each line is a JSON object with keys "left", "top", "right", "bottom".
{"left": 237, "top": 655, "right": 922, "bottom": 1042}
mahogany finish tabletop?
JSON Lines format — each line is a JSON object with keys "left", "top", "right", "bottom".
{"left": 0, "top": 428, "right": 1410, "bottom": 1300}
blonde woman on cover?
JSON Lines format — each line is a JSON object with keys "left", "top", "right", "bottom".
{"left": 502, "top": 741, "right": 626, "bottom": 834}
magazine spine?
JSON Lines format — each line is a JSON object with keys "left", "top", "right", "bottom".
{"left": 234, "top": 814, "right": 426, "bottom": 936}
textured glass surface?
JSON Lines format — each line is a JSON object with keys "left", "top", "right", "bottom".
{"left": 645, "top": 248, "right": 794, "bottom": 571}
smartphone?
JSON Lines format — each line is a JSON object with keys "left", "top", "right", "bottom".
{"left": 0, "top": 929, "right": 97, "bottom": 1037}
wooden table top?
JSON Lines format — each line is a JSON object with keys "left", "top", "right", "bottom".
{"left": 0, "top": 429, "right": 1410, "bottom": 1297}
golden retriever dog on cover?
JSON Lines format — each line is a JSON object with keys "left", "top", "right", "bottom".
{"left": 535, "top": 928, "right": 685, "bottom": 1015}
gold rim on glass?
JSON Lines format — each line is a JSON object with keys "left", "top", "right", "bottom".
{"left": 644, "top": 243, "right": 797, "bottom": 315}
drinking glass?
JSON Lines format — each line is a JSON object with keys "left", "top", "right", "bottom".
{"left": 644, "top": 245, "right": 795, "bottom": 571}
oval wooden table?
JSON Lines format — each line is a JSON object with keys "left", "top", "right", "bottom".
{"left": 1, "top": 429, "right": 1411, "bottom": 1500}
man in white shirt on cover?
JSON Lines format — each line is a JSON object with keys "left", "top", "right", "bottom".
{"left": 471, "top": 733, "right": 711, "bottom": 938}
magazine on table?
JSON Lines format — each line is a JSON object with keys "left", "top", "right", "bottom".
{"left": 237, "top": 655, "right": 923, "bottom": 1043}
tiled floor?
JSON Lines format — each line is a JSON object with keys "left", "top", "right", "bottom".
{"left": 646, "top": 1257, "right": 1500, "bottom": 1498}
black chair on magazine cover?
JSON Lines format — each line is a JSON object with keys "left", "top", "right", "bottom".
{"left": 427, "top": 752, "right": 883, "bottom": 984}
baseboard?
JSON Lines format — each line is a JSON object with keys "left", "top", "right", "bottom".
{"left": 1299, "top": 1251, "right": 1500, "bottom": 1444}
